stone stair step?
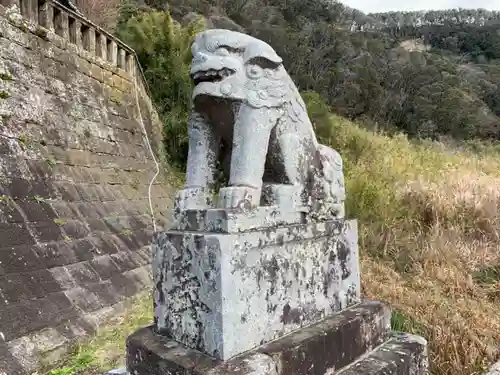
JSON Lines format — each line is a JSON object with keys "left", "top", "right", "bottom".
{"left": 258, "top": 300, "right": 392, "bottom": 375}
{"left": 335, "top": 333, "right": 428, "bottom": 375}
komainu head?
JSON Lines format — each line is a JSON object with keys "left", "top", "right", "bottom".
{"left": 190, "top": 29, "right": 290, "bottom": 108}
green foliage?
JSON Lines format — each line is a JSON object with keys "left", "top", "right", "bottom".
{"left": 117, "top": 9, "right": 205, "bottom": 170}
{"left": 473, "top": 265, "right": 500, "bottom": 285}
{"left": 47, "top": 352, "right": 93, "bottom": 375}
{"left": 111, "top": 2, "right": 500, "bottom": 166}
{"left": 140, "top": 1, "right": 500, "bottom": 143}
{"left": 301, "top": 90, "right": 332, "bottom": 143}
{"left": 391, "top": 310, "right": 428, "bottom": 336}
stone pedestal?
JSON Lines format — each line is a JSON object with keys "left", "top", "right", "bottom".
{"left": 126, "top": 206, "right": 429, "bottom": 375}
{"left": 153, "top": 207, "right": 360, "bottom": 360}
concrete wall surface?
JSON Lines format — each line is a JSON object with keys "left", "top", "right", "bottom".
{"left": 0, "top": 1, "right": 173, "bottom": 373}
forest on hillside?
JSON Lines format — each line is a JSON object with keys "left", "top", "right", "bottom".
{"left": 75, "top": 0, "right": 500, "bottom": 163}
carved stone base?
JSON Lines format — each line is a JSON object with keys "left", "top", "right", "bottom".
{"left": 172, "top": 205, "right": 308, "bottom": 233}
{"left": 126, "top": 301, "right": 428, "bottom": 375}
{"left": 152, "top": 217, "right": 360, "bottom": 360}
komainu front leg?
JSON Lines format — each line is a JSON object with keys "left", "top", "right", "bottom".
{"left": 175, "top": 111, "right": 220, "bottom": 211}
{"left": 218, "top": 105, "right": 276, "bottom": 209}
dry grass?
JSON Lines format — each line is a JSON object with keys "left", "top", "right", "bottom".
{"left": 326, "top": 115, "right": 500, "bottom": 375}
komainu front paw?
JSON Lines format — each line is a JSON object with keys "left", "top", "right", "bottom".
{"left": 174, "top": 187, "right": 214, "bottom": 212}
{"left": 217, "top": 186, "right": 261, "bottom": 209}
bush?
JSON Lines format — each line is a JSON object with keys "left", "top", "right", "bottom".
{"left": 117, "top": 10, "right": 205, "bottom": 169}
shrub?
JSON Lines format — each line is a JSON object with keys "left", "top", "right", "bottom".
{"left": 117, "top": 10, "right": 205, "bottom": 169}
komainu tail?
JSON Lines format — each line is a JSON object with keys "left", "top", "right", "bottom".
{"left": 308, "top": 144, "right": 346, "bottom": 220}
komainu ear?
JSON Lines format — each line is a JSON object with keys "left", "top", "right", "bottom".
{"left": 243, "top": 41, "right": 283, "bottom": 65}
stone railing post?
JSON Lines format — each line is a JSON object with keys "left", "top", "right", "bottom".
{"left": 69, "top": 18, "right": 82, "bottom": 47}
{"left": 20, "top": 0, "right": 37, "bottom": 21}
{"left": 3, "top": 0, "right": 144, "bottom": 89}
{"left": 107, "top": 40, "right": 118, "bottom": 66}
{"left": 126, "top": 53, "right": 135, "bottom": 75}
{"left": 118, "top": 49, "right": 127, "bottom": 70}
{"left": 96, "top": 32, "right": 107, "bottom": 60}
{"left": 82, "top": 26, "right": 96, "bottom": 54}
{"left": 38, "top": 0, "right": 54, "bottom": 29}
{"left": 53, "top": 7, "right": 69, "bottom": 39}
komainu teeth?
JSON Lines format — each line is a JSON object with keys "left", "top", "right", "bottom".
{"left": 192, "top": 68, "right": 234, "bottom": 82}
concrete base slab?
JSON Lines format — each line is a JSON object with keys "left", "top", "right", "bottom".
{"left": 126, "top": 301, "right": 428, "bottom": 375}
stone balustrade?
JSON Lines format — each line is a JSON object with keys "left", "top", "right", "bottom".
{"left": 0, "top": 0, "right": 136, "bottom": 76}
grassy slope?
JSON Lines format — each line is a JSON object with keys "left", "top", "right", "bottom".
{"left": 327, "top": 115, "right": 500, "bottom": 375}
{"left": 44, "top": 115, "right": 500, "bottom": 375}
{"left": 40, "top": 292, "right": 152, "bottom": 375}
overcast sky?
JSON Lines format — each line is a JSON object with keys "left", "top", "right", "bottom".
{"left": 340, "top": 0, "right": 500, "bottom": 14}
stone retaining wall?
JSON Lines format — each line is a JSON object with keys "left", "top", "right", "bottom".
{"left": 0, "top": 1, "right": 174, "bottom": 373}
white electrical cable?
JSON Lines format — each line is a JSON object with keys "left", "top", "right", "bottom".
{"left": 133, "top": 71, "right": 160, "bottom": 233}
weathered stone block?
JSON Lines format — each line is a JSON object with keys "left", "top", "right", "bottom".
{"left": 33, "top": 242, "right": 76, "bottom": 268}
{"left": 18, "top": 199, "right": 57, "bottom": 222}
{"left": 61, "top": 219, "right": 90, "bottom": 239}
{"left": 30, "top": 220, "right": 65, "bottom": 242}
{"left": 0, "top": 243, "right": 41, "bottom": 272}
{"left": 65, "top": 286, "right": 104, "bottom": 312}
{"left": 90, "top": 255, "right": 122, "bottom": 280}
{"left": 64, "top": 262, "right": 101, "bottom": 285}
{"left": 153, "top": 217, "right": 360, "bottom": 360}
{"left": 109, "top": 272, "right": 143, "bottom": 297}
{"left": 69, "top": 238, "right": 99, "bottom": 261}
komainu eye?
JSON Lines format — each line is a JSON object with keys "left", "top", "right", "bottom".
{"left": 216, "top": 47, "right": 230, "bottom": 56}
{"left": 247, "top": 65, "right": 263, "bottom": 79}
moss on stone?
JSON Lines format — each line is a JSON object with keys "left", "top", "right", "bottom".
{"left": 34, "top": 26, "right": 49, "bottom": 40}
{"left": 0, "top": 90, "right": 10, "bottom": 99}
{"left": 0, "top": 71, "right": 13, "bottom": 81}
{"left": 45, "top": 157, "right": 57, "bottom": 168}
{"left": 120, "top": 229, "right": 133, "bottom": 237}
{"left": 110, "top": 90, "right": 123, "bottom": 105}
{"left": 53, "top": 218, "right": 66, "bottom": 225}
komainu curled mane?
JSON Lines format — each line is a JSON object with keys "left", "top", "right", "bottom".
{"left": 175, "top": 29, "right": 345, "bottom": 221}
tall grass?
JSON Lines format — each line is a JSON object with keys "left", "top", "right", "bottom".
{"left": 310, "top": 102, "right": 500, "bottom": 374}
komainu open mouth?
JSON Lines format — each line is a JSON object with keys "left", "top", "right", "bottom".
{"left": 191, "top": 68, "right": 235, "bottom": 85}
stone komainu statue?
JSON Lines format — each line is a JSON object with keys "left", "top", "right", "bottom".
{"left": 176, "top": 29, "right": 345, "bottom": 221}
